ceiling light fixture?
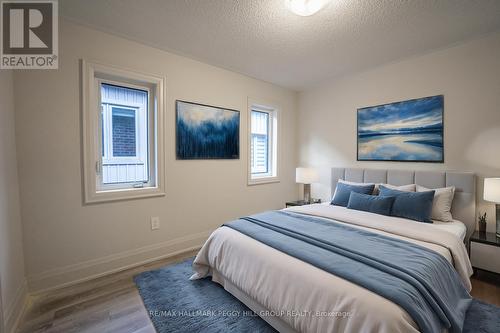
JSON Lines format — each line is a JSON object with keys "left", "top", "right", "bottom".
{"left": 285, "top": 0, "right": 330, "bottom": 16}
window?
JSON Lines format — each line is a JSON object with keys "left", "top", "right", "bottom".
{"left": 248, "top": 101, "right": 279, "bottom": 185}
{"left": 100, "top": 84, "right": 148, "bottom": 185}
{"left": 82, "top": 61, "right": 165, "bottom": 203}
{"left": 251, "top": 111, "right": 269, "bottom": 174}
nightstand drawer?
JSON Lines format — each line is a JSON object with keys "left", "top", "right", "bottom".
{"left": 471, "top": 241, "right": 500, "bottom": 274}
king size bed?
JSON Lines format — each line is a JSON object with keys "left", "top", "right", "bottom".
{"left": 191, "top": 168, "right": 476, "bottom": 333}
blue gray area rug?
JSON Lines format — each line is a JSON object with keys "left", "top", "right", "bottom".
{"left": 134, "top": 258, "right": 500, "bottom": 333}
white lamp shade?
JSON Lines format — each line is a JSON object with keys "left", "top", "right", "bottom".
{"left": 484, "top": 178, "right": 500, "bottom": 203}
{"left": 296, "top": 167, "right": 319, "bottom": 184}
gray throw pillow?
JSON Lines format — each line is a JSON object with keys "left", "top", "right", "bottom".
{"left": 416, "top": 185, "right": 455, "bottom": 222}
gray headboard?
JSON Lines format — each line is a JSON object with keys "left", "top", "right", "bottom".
{"left": 331, "top": 168, "right": 476, "bottom": 242}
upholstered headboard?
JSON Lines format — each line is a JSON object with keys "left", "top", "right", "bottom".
{"left": 331, "top": 168, "right": 476, "bottom": 242}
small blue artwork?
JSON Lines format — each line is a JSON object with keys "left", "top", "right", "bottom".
{"left": 357, "top": 95, "right": 444, "bottom": 162}
{"left": 176, "top": 100, "right": 239, "bottom": 159}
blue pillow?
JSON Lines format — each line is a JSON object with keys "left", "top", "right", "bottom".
{"left": 378, "top": 185, "right": 435, "bottom": 223}
{"left": 331, "top": 182, "right": 375, "bottom": 207}
{"left": 347, "top": 192, "right": 395, "bottom": 216}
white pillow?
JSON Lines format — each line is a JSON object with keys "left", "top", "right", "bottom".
{"left": 379, "top": 183, "right": 416, "bottom": 192}
{"left": 416, "top": 185, "right": 455, "bottom": 222}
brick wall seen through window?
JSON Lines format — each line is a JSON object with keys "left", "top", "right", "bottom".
{"left": 112, "top": 108, "right": 136, "bottom": 157}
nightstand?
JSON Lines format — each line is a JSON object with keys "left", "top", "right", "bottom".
{"left": 285, "top": 199, "right": 321, "bottom": 208}
{"left": 470, "top": 231, "right": 500, "bottom": 275}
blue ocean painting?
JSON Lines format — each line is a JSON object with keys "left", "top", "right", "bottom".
{"left": 176, "top": 101, "right": 239, "bottom": 159}
{"left": 357, "top": 95, "right": 444, "bottom": 162}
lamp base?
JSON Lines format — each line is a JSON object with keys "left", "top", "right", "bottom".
{"left": 497, "top": 204, "right": 500, "bottom": 238}
{"left": 303, "top": 183, "right": 311, "bottom": 204}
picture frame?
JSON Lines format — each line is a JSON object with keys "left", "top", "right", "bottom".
{"left": 357, "top": 95, "right": 444, "bottom": 163}
{"left": 176, "top": 100, "right": 240, "bottom": 160}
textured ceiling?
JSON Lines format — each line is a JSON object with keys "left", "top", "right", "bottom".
{"left": 60, "top": 0, "right": 500, "bottom": 91}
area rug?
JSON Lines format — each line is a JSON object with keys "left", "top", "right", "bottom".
{"left": 134, "top": 258, "right": 500, "bottom": 333}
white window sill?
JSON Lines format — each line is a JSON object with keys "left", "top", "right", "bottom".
{"left": 85, "top": 187, "right": 165, "bottom": 204}
{"left": 248, "top": 176, "right": 280, "bottom": 186}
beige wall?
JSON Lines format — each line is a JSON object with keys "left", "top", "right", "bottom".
{"left": 14, "top": 20, "right": 298, "bottom": 292}
{"left": 0, "top": 70, "right": 26, "bottom": 330}
{"left": 298, "top": 32, "right": 500, "bottom": 232}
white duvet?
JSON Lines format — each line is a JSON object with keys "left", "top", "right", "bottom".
{"left": 191, "top": 204, "right": 473, "bottom": 333}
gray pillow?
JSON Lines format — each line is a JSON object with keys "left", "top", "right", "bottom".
{"left": 379, "top": 183, "right": 416, "bottom": 192}
{"left": 416, "top": 185, "right": 455, "bottom": 222}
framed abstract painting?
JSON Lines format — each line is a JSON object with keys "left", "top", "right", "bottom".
{"left": 176, "top": 100, "right": 240, "bottom": 159}
{"left": 357, "top": 95, "right": 444, "bottom": 162}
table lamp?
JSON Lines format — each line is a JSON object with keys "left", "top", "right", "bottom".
{"left": 296, "top": 167, "right": 319, "bottom": 204}
{"left": 484, "top": 178, "right": 500, "bottom": 237}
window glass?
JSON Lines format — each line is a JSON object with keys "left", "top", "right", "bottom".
{"left": 251, "top": 110, "right": 270, "bottom": 175}
{"left": 100, "top": 83, "right": 149, "bottom": 185}
{"left": 112, "top": 107, "right": 136, "bottom": 157}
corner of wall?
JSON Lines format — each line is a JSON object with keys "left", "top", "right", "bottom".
{"left": 3, "top": 280, "right": 28, "bottom": 333}
{"left": 0, "top": 69, "right": 29, "bottom": 333}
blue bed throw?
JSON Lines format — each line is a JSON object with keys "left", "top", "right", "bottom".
{"left": 223, "top": 211, "right": 471, "bottom": 333}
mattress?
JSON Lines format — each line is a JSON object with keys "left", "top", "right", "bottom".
{"left": 432, "top": 220, "right": 467, "bottom": 241}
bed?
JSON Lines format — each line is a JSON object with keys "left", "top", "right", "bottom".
{"left": 191, "top": 168, "right": 476, "bottom": 333}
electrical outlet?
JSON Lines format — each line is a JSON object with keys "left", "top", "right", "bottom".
{"left": 151, "top": 216, "right": 160, "bottom": 230}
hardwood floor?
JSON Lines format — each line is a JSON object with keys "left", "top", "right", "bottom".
{"left": 16, "top": 253, "right": 500, "bottom": 333}
{"left": 471, "top": 269, "right": 500, "bottom": 306}
{"left": 17, "top": 250, "right": 198, "bottom": 333}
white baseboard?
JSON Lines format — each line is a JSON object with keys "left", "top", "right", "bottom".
{"left": 28, "top": 230, "right": 211, "bottom": 294}
{"left": 4, "top": 280, "right": 29, "bottom": 333}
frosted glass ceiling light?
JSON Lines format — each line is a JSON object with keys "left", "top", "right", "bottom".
{"left": 285, "top": 0, "right": 330, "bottom": 16}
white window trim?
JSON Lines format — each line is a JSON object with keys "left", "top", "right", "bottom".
{"left": 82, "top": 60, "right": 166, "bottom": 203}
{"left": 247, "top": 98, "right": 280, "bottom": 186}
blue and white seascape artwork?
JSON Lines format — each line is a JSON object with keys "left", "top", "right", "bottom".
{"left": 357, "top": 95, "right": 444, "bottom": 162}
{"left": 176, "top": 100, "right": 240, "bottom": 159}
